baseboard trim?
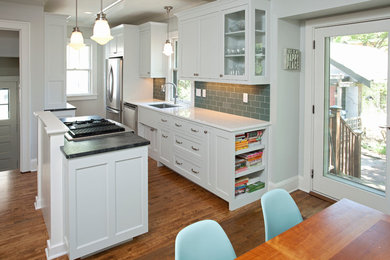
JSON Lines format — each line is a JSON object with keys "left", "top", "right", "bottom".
{"left": 309, "top": 191, "right": 337, "bottom": 204}
{"left": 45, "top": 240, "right": 67, "bottom": 260}
{"left": 268, "top": 176, "right": 299, "bottom": 193}
{"left": 30, "top": 158, "right": 37, "bottom": 172}
{"left": 34, "top": 196, "right": 42, "bottom": 210}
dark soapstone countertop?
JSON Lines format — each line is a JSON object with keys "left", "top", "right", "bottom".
{"left": 61, "top": 132, "right": 150, "bottom": 159}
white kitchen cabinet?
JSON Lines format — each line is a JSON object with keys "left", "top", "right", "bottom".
{"left": 179, "top": 13, "right": 220, "bottom": 80}
{"left": 159, "top": 128, "right": 172, "bottom": 166}
{"left": 176, "top": 0, "right": 270, "bottom": 84}
{"left": 137, "top": 105, "right": 269, "bottom": 210}
{"left": 179, "top": 18, "right": 199, "bottom": 79}
{"left": 138, "top": 22, "right": 167, "bottom": 78}
{"left": 63, "top": 146, "right": 148, "bottom": 260}
{"left": 107, "top": 28, "right": 124, "bottom": 57}
{"left": 44, "top": 14, "right": 67, "bottom": 110}
{"left": 138, "top": 122, "right": 159, "bottom": 161}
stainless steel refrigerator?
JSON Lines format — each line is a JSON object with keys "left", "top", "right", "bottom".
{"left": 106, "top": 57, "right": 123, "bottom": 122}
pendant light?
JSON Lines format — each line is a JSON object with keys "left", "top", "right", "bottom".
{"left": 91, "top": 0, "right": 113, "bottom": 45}
{"left": 163, "top": 6, "right": 173, "bottom": 56}
{"left": 68, "top": 0, "right": 85, "bottom": 50}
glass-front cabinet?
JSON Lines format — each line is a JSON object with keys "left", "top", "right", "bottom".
{"left": 177, "top": 0, "right": 269, "bottom": 84}
{"left": 223, "top": 7, "right": 248, "bottom": 80}
{"left": 222, "top": 0, "right": 269, "bottom": 84}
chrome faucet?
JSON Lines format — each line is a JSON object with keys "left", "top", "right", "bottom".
{"left": 161, "top": 82, "right": 178, "bottom": 104}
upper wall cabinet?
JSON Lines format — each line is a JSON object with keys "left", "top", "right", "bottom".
{"left": 177, "top": 0, "right": 270, "bottom": 85}
{"left": 107, "top": 27, "right": 124, "bottom": 57}
{"left": 139, "top": 22, "right": 168, "bottom": 78}
{"left": 180, "top": 12, "right": 221, "bottom": 80}
{"left": 45, "top": 13, "right": 67, "bottom": 109}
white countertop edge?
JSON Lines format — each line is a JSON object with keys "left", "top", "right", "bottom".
{"left": 35, "top": 111, "right": 68, "bottom": 135}
{"left": 129, "top": 100, "right": 271, "bottom": 132}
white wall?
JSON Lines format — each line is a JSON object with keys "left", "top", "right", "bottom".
{"left": 0, "top": 1, "right": 44, "bottom": 165}
{"left": 269, "top": 14, "right": 301, "bottom": 189}
{"left": 66, "top": 26, "right": 106, "bottom": 117}
{"left": 0, "top": 30, "right": 18, "bottom": 57}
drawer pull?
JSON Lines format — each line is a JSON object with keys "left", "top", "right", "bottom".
{"left": 175, "top": 123, "right": 182, "bottom": 127}
{"left": 204, "top": 130, "right": 208, "bottom": 134}
{"left": 191, "top": 168, "right": 199, "bottom": 174}
{"left": 175, "top": 140, "right": 183, "bottom": 145}
{"left": 191, "top": 128, "right": 199, "bottom": 133}
{"left": 162, "top": 134, "right": 168, "bottom": 138}
{"left": 191, "top": 146, "right": 199, "bottom": 151}
{"left": 176, "top": 160, "right": 183, "bottom": 166}
{"left": 150, "top": 128, "right": 155, "bottom": 132}
{"left": 161, "top": 119, "right": 167, "bottom": 122}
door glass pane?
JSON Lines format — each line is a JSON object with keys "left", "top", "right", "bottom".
{"left": 324, "top": 32, "right": 388, "bottom": 193}
{"left": 255, "top": 9, "right": 265, "bottom": 76}
{"left": 224, "top": 10, "right": 245, "bottom": 76}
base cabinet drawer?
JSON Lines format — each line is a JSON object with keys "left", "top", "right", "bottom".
{"left": 173, "top": 154, "right": 202, "bottom": 184}
{"left": 173, "top": 133, "right": 203, "bottom": 160}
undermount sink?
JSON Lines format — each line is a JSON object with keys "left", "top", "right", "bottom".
{"left": 148, "top": 103, "right": 179, "bottom": 109}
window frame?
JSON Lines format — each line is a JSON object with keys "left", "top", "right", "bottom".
{"left": 168, "top": 31, "right": 194, "bottom": 106}
{"left": 66, "top": 39, "right": 97, "bottom": 101}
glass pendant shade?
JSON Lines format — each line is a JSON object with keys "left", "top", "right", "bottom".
{"left": 69, "top": 27, "right": 85, "bottom": 50}
{"left": 91, "top": 13, "right": 113, "bottom": 45}
{"left": 163, "top": 40, "right": 173, "bottom": 56}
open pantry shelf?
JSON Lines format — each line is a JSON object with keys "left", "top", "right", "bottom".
{"left": 235, "top": 143, "right": 264, "bottom": 155}
{"left": 235, "top": 185, "right": 266, "bottom": 200}
{"left": 235, "top": 164, "right": 265, "bottom": 178}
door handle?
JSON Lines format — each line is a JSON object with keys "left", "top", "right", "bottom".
{"left": 106, "top": 107, "right": 120, "bottom": 114}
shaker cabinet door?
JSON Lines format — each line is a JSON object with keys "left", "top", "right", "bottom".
{"left": 179, "top": 19, "right": 199, "bottom": 79}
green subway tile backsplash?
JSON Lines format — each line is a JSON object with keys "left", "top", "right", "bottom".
{"left": 195, "top": 82, "right": 270, "bottom": 121}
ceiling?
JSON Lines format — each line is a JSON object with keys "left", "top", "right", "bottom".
{"left": 41, "top": 0, "right": 215, "bottom": 27}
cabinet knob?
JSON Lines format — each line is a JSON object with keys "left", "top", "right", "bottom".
{"left": 220, "top": 74, "right": 223, "bottom": 78}
{"left": 204, "top": 130, "right": 208, "bottom": 134}
{"left": 147, "top": 72, "right": 150, "bottom": 74}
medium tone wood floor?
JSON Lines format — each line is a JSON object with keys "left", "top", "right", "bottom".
{"left": 0, "top": 159, "right": 332, "bottom": 260}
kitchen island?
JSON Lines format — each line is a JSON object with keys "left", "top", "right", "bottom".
{"left": 34, "top": 111, "right": 150, "bottom": 260}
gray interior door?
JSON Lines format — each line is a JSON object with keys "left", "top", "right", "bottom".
{"left": 0, "top": 76, "right": 19, "bottom": 171}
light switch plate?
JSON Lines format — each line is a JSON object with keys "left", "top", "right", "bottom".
{"left": 196, "top": 88, "right": 201, "bottom": 97}
{"left": 202, "top": 89, "right": 206, "bottom": 97}
{"left": 243, "top": 93, "right": 248, "bottom": 103}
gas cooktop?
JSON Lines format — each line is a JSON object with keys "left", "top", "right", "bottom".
{"left": 61, "top": 116, "right": 130, "bottom": 141}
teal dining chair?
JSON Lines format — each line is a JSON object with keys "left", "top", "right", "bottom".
{"left": 261, "top": 188, "right": 303, "bottom": 241}
{"left": 175, "top": 219, "right": 237, "bottom": 260}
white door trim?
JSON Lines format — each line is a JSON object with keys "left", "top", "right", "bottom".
{"left": 301, "top": 7, "right": 390, "bottom": 193}
{"left": 0, "top": 19, "right": 31, "bottom": 172}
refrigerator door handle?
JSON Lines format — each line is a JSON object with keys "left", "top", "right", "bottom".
{"left": 106, "top": 107, "right": 120, "bottom": 114}
{"left": 108, "top": 66, "right": 114, "bottom": 102}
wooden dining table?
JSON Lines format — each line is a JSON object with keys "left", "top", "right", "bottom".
{"left": 236, "top": 198, "right": 390, "bottom": 259}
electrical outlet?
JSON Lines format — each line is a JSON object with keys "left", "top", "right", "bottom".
{"left": 243, "top": 93, "right": 248, "bottom": 103}
{"left": 202, "top": 89, "right": 206, "bottom": 97}
{"left": 196, "top": 88, "right": 201, "bottom": 97}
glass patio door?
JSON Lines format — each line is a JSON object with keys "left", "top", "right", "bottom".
{"left": 312, "top": 19, "right": 390, "bottom": 213}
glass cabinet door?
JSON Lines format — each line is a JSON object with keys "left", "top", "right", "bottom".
{"left": 223, "top": 8, "right": 247, "bottom": 78}
{"left": 255, "top": 9, "right": 266, "bottom": 77}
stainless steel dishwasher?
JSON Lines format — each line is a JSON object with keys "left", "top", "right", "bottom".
{"left": 123, "top": 102, "right": 138, "bottom": 133}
